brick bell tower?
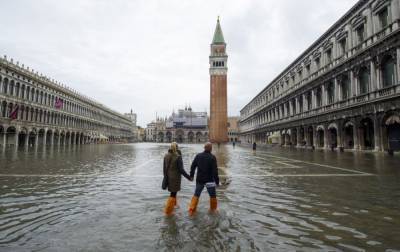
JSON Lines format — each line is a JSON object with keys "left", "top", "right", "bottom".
{"left": 209, "top": 17, "right": 228, "bottom": 143}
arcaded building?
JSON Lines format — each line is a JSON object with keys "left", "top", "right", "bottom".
{"left": 0, "top": 56, "right": 135, "bottom": 148}
{"left": 153, "top": 107, "right": 209, "bottom": 143}
{"left": 239, "top": 0, "right": 400, "bottom": 152}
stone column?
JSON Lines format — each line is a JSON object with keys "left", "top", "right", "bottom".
{"left": 376, "top": 60, "right": 382, "bottom": 90}
{"left": 302, "top": 94, "right": 307, "bottom": 111}
{"left": 57, "top": 133, "right": 61, "bottom": 146}
{"left": 15, "top": 129, "right": 19, "bottom": 147}
{"left": 370, "top": 60, "right": 377, "bottom": 92}
{"left": 50, "top": 131, "right": 54, "bottom": 146}
{"left": 24, "top": 132, "right": 29, "bottom": 148}
{"left": 324, "top": 126, "right": 329, "bottom": 149}
{"left": 353, "top": 125, "right": 359, "bottom": 150}
{"left": 334, "top": 77, "right": 339, "bottom": 102}
{"left": 296, "top": 127, "right": 301, "bottom": 147}
{"left": 311, "top": 90, "right": 316, "bottom": 109}
{"left": 397, "top": 48, "right": 400, "bottom": 84}
{"left": 337, "top": 121, "right": 343, "bottom": 149}
{"left": 313, "top": 128, "right": 318, "bottom": 148}
{"left": 35, "top": 134, "right": 39, "bottom": 147}
{"left": 374, "top": 114, "right": 382, "bottom": 151}
{"left": 43, "top": 130, "right": 47, "bottom": 146}
{"left": 350, "top": 70, "right": 356, "bottom": 97}
{"left": 366, "top": 9, "right": 374, "bottom": 38}
{"left": 2, "top": 132, "right": 6, "bottom": 147}
{"left": 321, "top": 84, "right": 326, "bottom": 106}
{"left": 391, "top": 0, "right": 400, "bottom": 30}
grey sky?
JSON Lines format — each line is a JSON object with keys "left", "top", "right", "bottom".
{"left": 0, "top": 0, "right": 356, "bottom": 127}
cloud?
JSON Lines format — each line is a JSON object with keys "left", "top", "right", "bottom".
{"left": 0, "top": 0, "right": 356, "bottom": 126}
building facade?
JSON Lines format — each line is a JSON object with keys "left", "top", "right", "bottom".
{"left": 124, "top": 109, "right": 139, "bottom": 142}
{"left": 209, "top": 18, "right": 229, "bottom": 143}
{"left": 0, "top": 56, "right": 135, "bottom": 148}
{"left": 148, "top": 107, "right": 209, "bottom": 143}
{"left": 228, "top": 116, "right": 239, "bottom": 143}
{"left": 239, "top": 0, "right": 400, "bottom": 152}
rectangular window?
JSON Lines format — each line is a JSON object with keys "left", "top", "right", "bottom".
{"left": 326, "top": 49, "right": 332, "bottom": 64}
{"left": 339, "top": 39, "right": 347, "bottom": 56}
{"left": 378, "top": 8, "right": 389, "bottom": 29}
{"left": 306, "top": 64, "right": 311, "bottom": 76}
{"left": 356, "top": 25, "right": 365, "bottom": 44}
{"left": 315, "top": 57, "right": 320, "bottom": 70}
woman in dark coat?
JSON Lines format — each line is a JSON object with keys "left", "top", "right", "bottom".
{"left": 164, "top": 142, "right": 191, "bottom": 216}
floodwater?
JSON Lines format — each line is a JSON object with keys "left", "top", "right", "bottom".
{"left": 0, "top": 143, "right": 400, "bottom": 251}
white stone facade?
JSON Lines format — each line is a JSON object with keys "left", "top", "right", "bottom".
{"left": 239, "top": 0, "right": 400, "bottom": 152}
{"left": 0, "top": 56, "right": 136, "bottom": 147}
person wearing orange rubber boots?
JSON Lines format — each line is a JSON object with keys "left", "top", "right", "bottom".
{"left": 163, "top": 142, "right": 191, "bottom": 216}
{"left": 188, "top": 142, "right": 220, "bottom": 216}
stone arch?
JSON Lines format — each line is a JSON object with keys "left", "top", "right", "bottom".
{"left": 343, "top": 120, "right": 355, "bottom": 149}
{"left": 158, "top": 131, "right": 164, "bottom": 143}
{"left": 54, "top": 130, "right": 60, "bottom": 145}
{"left": 358, "top": 117, "right": 375, "bottom": 150}
{"left": 60, "top": 130, "right": 66, "bottom": 145}
{"left": 196, "top": 132, "right": 203, "bottom": 142}
{"left": 291, "top": 128, "right": 297, "bottom": 146}
{"left": 18, "top": 127, "right": 28, "bottom": 147}
{"left": 381, "top": 54, "right": 396, "bottom": 88}
{"left": 46, "top": 129, "right": 53, "bottom": 145}
{"left": 175, "top": 129, "right": 184, "bottom": 143}
{"left": 6, "top": 126, "right": 17, "bottom": 146}
{"left": 166, "top": 131, "right": 172, "bottom": 143}
{"left": 188, "top": 131, "right": 194, "bottom": 143}
{"left": 2, "top": 78, "right": 9, "bottom": 94}
{"left": 66, "top": 131, "right": 71, "bottom": 145}
{"left": 28, "top": 128, "right": 37, "bottom": 147}
{"left": 316, "top": 125, "right": 325, "bottom": 148}
{"left": 382, "top": 111, "right": 400, "bottom": 151}
{"left": 1, "top": 100, "right": 7, "bottom": 117}
{"left": 38, "top": 129, "right": 46, "bottom": 146}
{"left": 328, "top": 123, "right": 338, "bottom": 149}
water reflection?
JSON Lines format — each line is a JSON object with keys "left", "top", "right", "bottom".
{"left": 0, "top": 143, "right": 400, "bottom": 251}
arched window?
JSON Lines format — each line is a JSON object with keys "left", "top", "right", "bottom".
{"left": 15, "top": 83, "right": 20, "bottom": 97}
{"left": 31, "top": 88, "right": 35, "bottom": 101}
{"left": 359, "top": 67, "right": 370, "bottom": 94}
{"left": 307, "top": 92, "right": 312, "bottom": 110}
{"left": 3, "top": 78, "right": 9, "bottom": 94}
{"left": 341, "top": 75, "right": 350, "bottom": 100}
{"left": 26, "top": 86, "right": 30, "bottom": 100}
{"left": 382, "top": 56, "right": 395, "bottom": 88}
{"left": 9, "top": 81, "right": 14, "bottom": 96}
{"left": 316, "top": 87, "right": 322, "bottom": 107}
{"left": 327, "top": 82, "right": 335, "bottom": 104}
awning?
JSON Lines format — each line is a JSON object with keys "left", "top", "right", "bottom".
{"left": 385, "top": 115, "right": 400, "bottom": 126}
{"left": 99, "top": 134, "right": 109, "bottom": 140}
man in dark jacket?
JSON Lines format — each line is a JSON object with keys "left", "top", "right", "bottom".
{"left": 188, "top": 142, "right": 219, "bottom": 215}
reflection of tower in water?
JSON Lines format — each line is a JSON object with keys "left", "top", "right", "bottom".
{"left": 214, "top": 144, "right": 229, "bottom": 185}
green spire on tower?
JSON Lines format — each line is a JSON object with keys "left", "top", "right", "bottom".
{"left": 212, "top": 16, "right": 225, "bottom": 44}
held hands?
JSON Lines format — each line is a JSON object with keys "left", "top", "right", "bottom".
{"left": 189, "top": 176, "right": 194, "bottom": 182}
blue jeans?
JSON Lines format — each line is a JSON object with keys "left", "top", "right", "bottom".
{"left": 194, "top": 182, "right": 216, "bottom": 197}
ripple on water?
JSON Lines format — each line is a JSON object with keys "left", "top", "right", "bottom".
{"left": 1, "top": 143, "right": 400, "bottom": 251}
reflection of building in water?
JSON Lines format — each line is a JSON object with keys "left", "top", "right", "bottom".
{"left": 149, "top": 106, "right": 209, "bottom": 143}
{"left": 227, "top": 116, "right": 239, "bottom": 142}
